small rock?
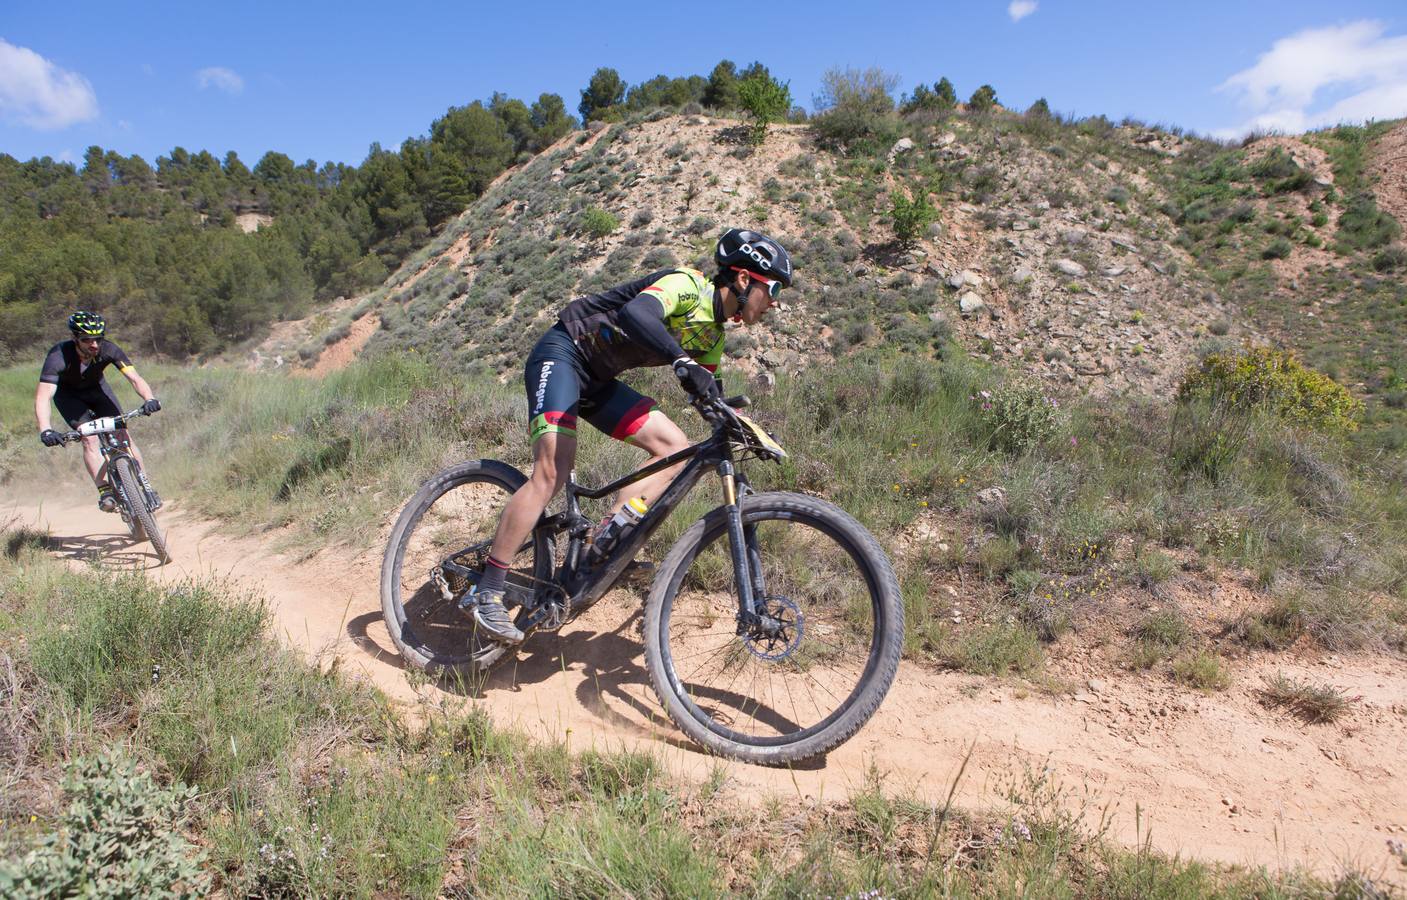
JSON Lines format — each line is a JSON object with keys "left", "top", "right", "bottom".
{"left": 1054, "top": 259, "right": 1088, "bottom": 277}
{"left": 946, "top": 274, "right": 965, "bottom": 290}
{"left": 1012, "top": 266, "right": 1034, "bottom": 284}
{"left": 1061, "top": 228, "right": 1088, "bottom": 245}
{"left": 943, "top": 585, "right": 958, "bottom": 597}
{"left": 1087, "top": 678, "right": 1107, "bottom": 693}
{"left": 959, "top": 269, "right": 984, "bottom": 288}
{"left": 1100, "top": 265, "right": 1127, "bottom": 277}
{"left": 887, "top": 137, "right": 915, "bottom": 161}
{"left": 958, "top": 292, "right": 986, "bottom": 317}
{"left": 853, "top": 264, "right": 869, "bottom": 277}
{"left": 976, "top": 486, "right": 1006, "bottom": 505}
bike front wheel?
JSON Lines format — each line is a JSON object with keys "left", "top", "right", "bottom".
{"left": 112, "top": 456, "right": 169, "bottom": 564}
{"left": 380, "top": 459, "right": 552, "bottom": 680}
{"left": 643, "top": 491, "right": 903, "bottom": 765}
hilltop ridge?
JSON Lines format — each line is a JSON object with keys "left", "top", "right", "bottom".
{"left": 266, "top": 111, "right": 1404, "bottom": 409}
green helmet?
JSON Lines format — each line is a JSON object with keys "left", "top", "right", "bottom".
{"left": 68, "top": 310, "right": 106, "bottom": 338}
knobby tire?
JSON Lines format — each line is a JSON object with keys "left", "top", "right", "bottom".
{"left": 113, "top": 456, "right": 169, "bottom": 564}
{"left": 380, "top": 459, "right": 550, "bottom": 681}
{"left": 642, "top": 491, "right": 903, "bottom": 765}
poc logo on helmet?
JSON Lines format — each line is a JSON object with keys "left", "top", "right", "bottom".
{"left": 737, "top": 242, "right": 772, "bottom": 272}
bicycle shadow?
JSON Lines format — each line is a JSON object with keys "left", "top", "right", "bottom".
{"left": 36, "top": 530, "right": 166, "bottom": 570}
{"left": 346, "top": 596, "right": 828, "bottom": 769}
{"left": 494, "top": 605, "right": 827, "bottom": 769}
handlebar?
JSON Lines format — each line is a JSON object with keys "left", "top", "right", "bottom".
{"left": 53, "top": 405, "right": 153, "bottom": 445}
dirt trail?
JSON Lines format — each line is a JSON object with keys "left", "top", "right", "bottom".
{"left": 6, "top": 490, "right": 1405, "bottom": 885}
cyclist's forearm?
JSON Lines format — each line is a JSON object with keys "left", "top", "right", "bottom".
{"left": 124, "top": 370, "right": 155, "bottom": 402}
{"left": 34, "top": 382, "right": 56, "bottom": 432}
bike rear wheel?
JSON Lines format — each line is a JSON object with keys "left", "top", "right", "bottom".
{"left": 113, "top": 456, "right": 169, "bottom": 564}
{"left": 643, "top": 491, "right": 903, "bottom": 765}
{"left": 380, "top": 459, "right": 552, "bottom": 680}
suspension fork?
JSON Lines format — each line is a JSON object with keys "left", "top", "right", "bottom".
{"left": 718, "top": 461, "right": 767, "bottom": 631}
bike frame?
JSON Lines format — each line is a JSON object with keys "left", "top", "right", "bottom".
{"left": 63, "top": 405, "right": 150, "bottom": 527}
{"left": 510, "top": 407, "right": 772, "bottom": 637}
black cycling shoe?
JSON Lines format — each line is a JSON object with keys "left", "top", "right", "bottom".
{"left": 97, "top": 488, "right": 118, "bottom": 513}
{"left": 466, "top": 587, "right": 524, "bottom": 644}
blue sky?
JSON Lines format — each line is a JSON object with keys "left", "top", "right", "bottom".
{"left": 3, "top": 0, "right": 1406, "bottom": 168}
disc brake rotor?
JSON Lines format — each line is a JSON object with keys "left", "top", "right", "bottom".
{"left": 744, "top": 595, "right": 804, "bottom": 661}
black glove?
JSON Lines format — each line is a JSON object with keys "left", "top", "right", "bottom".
{"left": 142, "top": 398, "right": 161, "bottom": 415}
{"left": 40, "top": 429, "right": 63, "bottom": 447}
{"left": 673, "top": 358, "right": 721, "bottom": 402}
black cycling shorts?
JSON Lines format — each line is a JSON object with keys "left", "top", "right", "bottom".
{"left": 53, "top": 383, "right": 122, "bottom": 429}
{"left": 524, "top": 323, "right": 657, "bottom": 444}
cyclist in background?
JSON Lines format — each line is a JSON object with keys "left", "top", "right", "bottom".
{"left": 35, "top": 311, "right": 162, "bottom": 511}
{"left": 468, "top": 228, "right": 792, "bottom": 643}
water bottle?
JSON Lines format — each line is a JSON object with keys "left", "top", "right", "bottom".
{"left": 588, "top": 497, "right": 648, "bottom": 565}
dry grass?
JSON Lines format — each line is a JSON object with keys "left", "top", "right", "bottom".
{"left": 1258, "top": 672, "right": 1354, "bottom": 724}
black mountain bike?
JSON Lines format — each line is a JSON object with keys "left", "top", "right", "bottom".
{"left": 381, "top": 395, "right": 903, "bottom": 764}
{"left": 52, "top": 405, "right": 169, "bottom": 564}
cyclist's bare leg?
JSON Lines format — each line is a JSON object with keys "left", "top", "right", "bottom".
{"left": 487, "top": 432, "right": 576, "bottom": 565}
{"left": 79, "top": 434, "right": 106, "bottom": 486}
{"left": 618, "top": 411, "right": 690, "bottom": 511}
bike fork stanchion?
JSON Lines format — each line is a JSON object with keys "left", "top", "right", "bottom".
{"left": 717, "top": 461, "right": 760, "bottom": 633}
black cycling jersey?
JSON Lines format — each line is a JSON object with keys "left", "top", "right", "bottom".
{"left": 557, "top": 268, "right": 723, "bottom": 382}
{"left": 39, "top": 339, "right": 134, "bottom": 391}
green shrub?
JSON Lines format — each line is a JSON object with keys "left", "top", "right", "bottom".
{"left": 1261, "top": 238, "right": 1292, "bottom": 259}
{"left": 967, "top": 84, "right": 998, "bottom": 112}
{"left": 1372, "top": 244, "right": 1407, "bottom": 272}
{"left": 890, "top": 190, "right": 938, "bottom": 247}
{"left": 1136, "top": 610, "right": 1190, "bottom": 647}
{"left": 737, "top": 72, "right": 792, "bottom": 145}
{"left": 1335, "top": 192, "right": 1400, "bottom": 252}
{"left": 1249, "top": 147, "right": 1300, "bottom": 181}
{"left": 0, "top": 749, "right": 207, "bottom": 899}
{"left": 1173, "top": 651, "right": 1230, "bottom": 691}
{"left": 810, "top": 67, "right": 899, "bottom": 147}
{"left": 1176, "top": 347, "right": 1363, "bottom": 434}
{"left": 579, "top": 206, "right": 620, "bottom": 240}
{"left": 977, "top": 382, "right": 1066, "bottom": 454}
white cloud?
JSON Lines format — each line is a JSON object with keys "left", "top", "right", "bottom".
{"left": 1217, "top": 20, "right": 1407, "bottom": 136}
{"left": 197, "top": 66, "right": 244, "bottom": 95}
{"left": 0, "top": 39, "right": 98, "bottom": 129}
{"left": 1008, "top": 1, "right": 1037, "bottom": 23}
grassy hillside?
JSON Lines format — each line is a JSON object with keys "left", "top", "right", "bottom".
{"left": 280, "top": 110, "right": 1404, "bottom": 433}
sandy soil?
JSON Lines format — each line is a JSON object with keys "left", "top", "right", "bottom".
{"left": 1369, "top": 121, "right": 1407, "bottom": 232}
{"left": 5, "top": 489, "right": 1405, "bottom": 885}
{"left": 305, "top": 313, "right": 379, "bottom": 378}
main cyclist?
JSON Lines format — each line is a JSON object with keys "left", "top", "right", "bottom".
{"left": 34, "top": 311, "right": 162, "bottom": 511}
{"left": 467, "top": 228, "right": 792, "bottom": 643}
